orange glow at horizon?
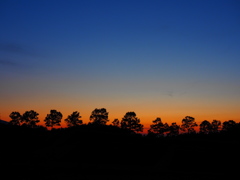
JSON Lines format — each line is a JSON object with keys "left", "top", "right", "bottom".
{"left": 1, "top": 104, "right": 239, "bottom": 133}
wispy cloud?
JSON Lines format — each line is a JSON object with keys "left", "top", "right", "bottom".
{"left": 166, "top": 90, "right": 174, "bottom": 97}
{"left": 0, "top": 59, "right": 20, "bottom": 67}
{"left": 0, "top": 43, "right": 26, "bottom": 54}
{"left": 164, "top": 80, "right": 201, "bottom": 97}
{"left": 0, "top": 42, "right": 45, "bottom": 57}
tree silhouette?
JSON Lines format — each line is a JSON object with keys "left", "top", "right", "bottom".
{"left": 168, "top": 122, "right": 180, "bottom": 136}
{"left": 9, "top": 111, "right": 22, "bottom": 126}
{"left": 89, "top": 108, "right": 109, "bottom": 125}
{"left": 222, "top": 120, "right": 236, "bottom": 132}
{"left": 148, "top": 117, "right": 168, "bottom": 137}
{"left": 199, "top": 120, "right": 212, "bottom": 134}
{"left": 121, "top": 112, "right": 143, "bottom": 132}
{"left": 181, "top": 116, "right": 198, "bottom": 134}
{"left": 21, "top": 110, "right": 40, "bottom": 128}
{"left": 112, "top": 118, "right": 120, "bottom": 127}
{"left": 44, "top": 110, "right": 62, "bottom": 129}
{"left": 65, "top": 111, "right": 82, "bottom": 127}
{"left": 211, "top": 120, "right": 221, "bottom": 133}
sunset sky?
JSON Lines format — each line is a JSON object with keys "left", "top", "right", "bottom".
{"left": 0, "top": 0, "right": 240, "bottom": 129}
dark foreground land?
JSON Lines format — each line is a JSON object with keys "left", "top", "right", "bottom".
{"left": 1, "top": 124, "right": 239, "bottom": 180}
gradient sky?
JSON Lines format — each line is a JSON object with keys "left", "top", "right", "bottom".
{"left": 0, "top": 0, "right": 240, "bottom": 128}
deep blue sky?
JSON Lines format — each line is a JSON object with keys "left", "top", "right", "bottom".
{"left": 1, "top": 0, "right": 240, "bottom": 125}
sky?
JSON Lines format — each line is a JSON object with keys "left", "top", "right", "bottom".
{"left": 0, "top": 0, "right": 240, "bottom": 129}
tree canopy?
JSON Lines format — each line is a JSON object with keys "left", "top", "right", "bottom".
{"left": 181, "top": 116, "right": 198, "bottom": 134}
{"left": 65, "top": 111, "right": 82, "bottom": 127}
{"left": 9, "top": 111, "right": 22, "bottom": 126}
{"left": 121, "top": 112, "right": 143, "bottom": 132}
{"left": 200, "top": 120, "right": 212, "bottom": 134}
{"left": 168, "top": 122, "right": 180, "bottom": 136}
{"left": 44, "top": 109, "right": 62, "bottom": 128}
{"left": 211, "top": 120, "right": 221, "bottom": 133}
{"left": 6, "top": 109, "right": 240, "bottom": 138}
{"left": 112, "top": 118, "right": 120, "bottom": 127}
{"left": 148, "top": 117, "right": 168, "bottom": 136}
{"left": 222, "top": 120, "right": 236, "bottom": 131}
{"left": 89, "top": 108, "right": 109, "bottom": 125}
{"left": 22, "top": 110, "right": 40, "bottom": 128}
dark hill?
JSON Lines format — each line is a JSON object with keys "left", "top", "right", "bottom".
{"left": 0, "top": 119, "right": 9, "bottom": 125}
{"left": 1, "top": 124, "right": 239, "bottom": 180}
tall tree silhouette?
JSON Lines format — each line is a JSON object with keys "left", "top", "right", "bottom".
{"left": 222, "top": 120, "right": 236, "bottom": 132}
{"left": 89, "top": 108, "right": 109, "bottom": 125}
{"left": 9, "top": 111, "right": 22, "bottom": 126}
{"left": 112, "top": 118, "right": 120, "bottom": 127}
{"left": 44, "top": 110, "right": 62, "bottom": 129}
{"left": 121, "top": 112, "right": 143, "bottom": 132}
{"left": 181, "top": 116, "right": 198, "bottom": 134}
{"left": 22, "top": 110, "right": 40, "bottom": 128}
{"left": 211, "top": 120, "right": 221, "bottom": 133}
{"left": 148, "top": 117, "right": 168, "bottom": 137}
{"left": 65, "top": 111, "right": 82, "bottom": 127}
{"left": 199, "top": 120, "right": 212, "bottom": 134}
{"left": 168, "top": 122, "right": 180, "bottom": 136}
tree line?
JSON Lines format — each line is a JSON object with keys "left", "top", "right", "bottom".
{"left": 8, "top": 108, "right": 143, "bottom": 132}
{"left": 7, "top": 108, "right": 240, "bottom": 136}
{"left": 147, "top": 116, "right": 238, "bottom": 137}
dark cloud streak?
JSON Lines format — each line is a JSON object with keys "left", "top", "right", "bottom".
{"left": 0, "top": 42, "right": 46, "bottom": 58}
{"left": 0, "top": 43, "right": 26, "bottom": 54}
{"left": 0, "top": 59, "right": 20, "bottom": 67}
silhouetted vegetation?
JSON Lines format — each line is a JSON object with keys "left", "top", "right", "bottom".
{"left": 9, "top": 110, "right": 40, "bottom": 127}
{"left": 22, "top": 110, "right": 40, "bottom": 128}
{"left": 9, "top": 111, "right": 22, "bottom": 126}
{"left": 89, "top": 108, "right": 109, "bottom": 125}
{"left": 6, "top": 108, "right": 240, "bottom": 137}
{"left": 181, "top": 116, "right": 198, "bottom": 134}
{"left": 148, "top": 117, "right": 169, "bottom": 137}
{"left": 65, "top": 111, "right": 82, "bottom": 127}
{"left": 168, "top": 122, "right": 180, "bottom": 136}
{"left": 44, "top": 109, "right": 62, "bottom": 129}
{"left": 211, "top": 119, "right": 222, "bottom": 133}
{"left": 112, "top": 118, "right": 120, "bottom": 127}
{"left": 199, "top": 119, "right": 222, "bottom": 134}
{"left": 120, "top": 111, "right": 143, "bottom": 133}
{"left": 2, "top": 108, "right": 240, "bottom": 179}
{"left": 199, "top": 120, "right": 212, "bottom": 134}
{"left": 222, "top": 120, "right": 237, "bottom": 131}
